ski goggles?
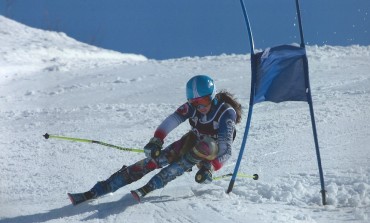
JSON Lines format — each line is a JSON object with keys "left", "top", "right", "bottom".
{"left": 188, "top": 95, "right": 212, "bottom": 109}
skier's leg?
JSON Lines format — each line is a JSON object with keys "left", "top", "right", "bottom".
{"left": 131, "top": 135, "right": 218, "bottom": 201}
{"left": 88, "top": 136, "right": 190, "bottom": 198}
{"left": 68, "top": 158, "right": 163, "bottom": 205}
{"left": 131, "top": 156, "right": 195, "bottom": 200}
{"left": 163, "top": 131, "right": 197, "bottom": 163}
{"left": 90, "top": 158, "right": 162, "bottom": 198}
{"left": 68, "top": 133, "right": 195, "bottom": 205}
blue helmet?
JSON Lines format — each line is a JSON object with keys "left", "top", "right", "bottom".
{"left": 186, "top": 75, "right": 216, "bottom": 100}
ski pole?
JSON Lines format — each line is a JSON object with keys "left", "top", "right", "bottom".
{"left": 43, "top": 133, "right": 144, "bottom": 153}
{"left": 213, "top": 173, "right": 258, "bottom": 181}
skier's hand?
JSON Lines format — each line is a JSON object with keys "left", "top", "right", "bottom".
{"left": 195, "top": 165, "right": 213, "bottom": 184}
{"left": 196, "top": 160, "right": 212, "bottom": 170}
{"left": 144, "top": 137, "right": 163, "bottom": 159}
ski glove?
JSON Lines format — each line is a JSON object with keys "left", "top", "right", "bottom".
{"left": 195, "top": 165, "right": 213, "bottom": 184}
{"left": 144, "top": 137, "right": 163, "bottom": 159}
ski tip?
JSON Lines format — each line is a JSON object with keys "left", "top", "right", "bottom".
{"left": 130, "top": 190, "right": 141, "bottom": 203}
{"left": 67, "top": 193, "right": 77, "bottom": 206}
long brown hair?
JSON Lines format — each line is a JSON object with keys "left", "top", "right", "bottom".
{"left": 215, "top": 90, "right": 242, "bottom": 124}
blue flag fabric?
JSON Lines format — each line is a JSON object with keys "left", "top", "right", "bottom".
{"left": 253, "top": 45, "right": 308, "bottom": 104}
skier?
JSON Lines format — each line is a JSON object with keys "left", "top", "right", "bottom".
{"left": 68, "top": 74, "right": 242, "bottom": 205}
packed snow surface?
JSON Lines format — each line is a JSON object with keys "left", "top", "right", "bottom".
{"left": 0, "top": 15, "right": 369, "bottom": 223}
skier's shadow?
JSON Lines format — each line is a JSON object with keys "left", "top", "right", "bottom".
{"left": 0, "top": 194, "right": 136, "bottom": 223}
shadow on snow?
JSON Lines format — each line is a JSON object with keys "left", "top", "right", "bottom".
{"left": 1, "top": 194, "right": 137, "bottom": 223}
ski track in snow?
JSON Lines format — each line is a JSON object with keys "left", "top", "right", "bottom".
{"left": 1, "top": 15, "right": 370, "bottom": 223}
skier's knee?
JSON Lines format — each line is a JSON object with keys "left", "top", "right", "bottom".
{"left": 128, "top": 158, "right": 159, "bottom": 181}
{"left": 185, "top": 136, "right": 219, "bottom": 164}
{"left": 194, "top": 136, "right": 219, "bottom": 161}
{"left": 91, "top": 181, "right": 110, "bottom": 196}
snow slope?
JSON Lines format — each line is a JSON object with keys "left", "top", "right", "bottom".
{"left": 0, "top": 16, "right": 147, "bottom": 83}
{"left": 0, "top": 15, "right": 369, "bottom": 223}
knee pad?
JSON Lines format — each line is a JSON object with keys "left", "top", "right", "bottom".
{"left": 192, "top": 136, "right": 219, "bottom": 161}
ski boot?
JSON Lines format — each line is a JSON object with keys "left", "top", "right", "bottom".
{"left": 67, "top": 191, "right": 96, "bottom": 206}
{"left": 130, "top": 184, "right": 153, "bottom": 202}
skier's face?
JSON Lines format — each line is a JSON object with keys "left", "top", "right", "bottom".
{"left": 189, "top": 95, "right": 212, "bottom": 114}
{"left": 197, "top": 103, "right": 212, "bottom": 114}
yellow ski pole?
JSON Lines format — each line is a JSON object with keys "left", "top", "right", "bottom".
{"left": 43, "top": 133, "right": 144, "bottom": 153}
{"left": 213, "top": 173, "right": 258, "bottom": 181}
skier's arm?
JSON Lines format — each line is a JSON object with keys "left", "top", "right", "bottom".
{"left": 211, "top": 108, "right": 237, "bottom": 171}
{"left": 154, "top": 103, "right": 195, "bottom": 141}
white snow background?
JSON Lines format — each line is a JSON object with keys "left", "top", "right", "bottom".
{"left": 0, "top": 15, "right": 369, "bottom": 223}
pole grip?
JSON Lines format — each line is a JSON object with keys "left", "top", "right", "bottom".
{"left": 151, "top": 147, "right": 161, "bottom": 158}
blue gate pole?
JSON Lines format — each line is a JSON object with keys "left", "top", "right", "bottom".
{"left": 239, "top": 0, "right": 255, "bottom": 55}
{"left": 227, "top": 0, "right": 256, "bottom": 193}
{"left": 296, "top": 0, "right": 327, "bottom": 205}
{"left": 227, "top": 100, "right": 254, "bottom": 193}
